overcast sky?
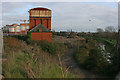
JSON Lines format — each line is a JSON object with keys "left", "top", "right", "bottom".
{"left": 1, "top": 2, "right": 118, "bottom": 32}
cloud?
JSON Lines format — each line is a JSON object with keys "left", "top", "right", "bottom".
{"left": 48, "top": 2, "right": 118, "bottom": 31}
{"left": 1, "top": 2, "right": 118, "bottom": 32}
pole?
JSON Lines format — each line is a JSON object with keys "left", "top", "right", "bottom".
{"left": 116, "top": 29, "right": 120, "bottom": 54}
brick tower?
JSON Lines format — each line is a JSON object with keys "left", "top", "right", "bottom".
{"left": 29, "top": 7, "right": 51, "bottom": 30}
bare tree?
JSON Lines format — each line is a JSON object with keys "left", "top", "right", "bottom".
{"left": 97, "top": 28, "right": 104, "bottom": 33}
{"left": 105, "top": 26, "right": 115, "bottom": 32}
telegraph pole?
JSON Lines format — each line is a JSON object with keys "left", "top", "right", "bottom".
{"left": 116, "top": 28, "right": 120, "bottom": 53}
{"left": 117, "top": 2, "right": 120, "bottom": 54}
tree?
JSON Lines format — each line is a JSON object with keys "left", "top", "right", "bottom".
{"left": 27, "top": 32, "right": 32, "bottom": 40}
{"left": 68, "top": 31, "right": 77, "bottom": 38}
{"left": 84, "top": 49, "right": 107, "bottom": 72}
{"left": 97, "top": 28, "right": 104, "bottom": 33}
{"left": 105, "top": 26, "right": 115, "bottom": 32}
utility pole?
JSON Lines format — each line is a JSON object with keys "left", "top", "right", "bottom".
{"left": 116, "top": 28, "right": 120, "bottom": 53}
{"left": 117, "top": 2, "right": 120, "bottom": 54}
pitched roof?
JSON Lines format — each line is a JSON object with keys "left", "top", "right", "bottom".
{"left": 29, "top": 24, "right": 51, "bottom": 32}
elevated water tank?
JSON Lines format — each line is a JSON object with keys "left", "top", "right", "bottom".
{"left": 29, "top": 7, "right": 51, "bottom": 30}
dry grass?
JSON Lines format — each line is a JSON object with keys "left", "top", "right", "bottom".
{"left": 58, "top": 54, "right": 71, "bottom": 78}
{"left": 2, "top": 36, "right": 75, "bottom": 78}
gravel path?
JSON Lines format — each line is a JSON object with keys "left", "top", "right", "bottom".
{"left": 61, "top": 47, "right": 109, "bottom": 78}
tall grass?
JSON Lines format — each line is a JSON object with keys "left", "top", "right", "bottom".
{"left": 2, "top": 37, "right": 75, "bottom": 78}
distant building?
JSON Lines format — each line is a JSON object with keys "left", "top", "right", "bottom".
{"left": 20, "top": 23, "right": 29, "bottom": 34}
{"left": 30, "top": 24, "right": 52, "bottom": 42}
{"left": 29, "top": 7, "right": 52, "bottom": 42}
{"left": 2, "top": 23, "right": 29, "bottom": 35}
{"left": 9, "top": 25, "right": 15, "bottom": 34}
{"left": 2, "top": 7, "right": 52, "bottom": 42}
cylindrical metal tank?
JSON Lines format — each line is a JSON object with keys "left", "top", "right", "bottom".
{"left": 15, "top": 25, "right": 21, "bottom": 32}
{"left": 26, "top": 23, "right": 29, "bottom": 29}
{"left": 20, "top": 23, "right": 29, "bottom": 31}
{"left": 9, "top": 25, "right": 15, "bottom": 32}
{"left": 20, "top": 24, "right": 26, "bottom": 31}
{"left": 12, "top": 24, "right": 18, "bottom": 27}
{"left": 29, "top": 7, "right": 51, "bottom": 30}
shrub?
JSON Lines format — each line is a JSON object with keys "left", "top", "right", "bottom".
{"left": 3, "top": 37, "right": 75, "bottom": 78}
{"left": 83, "top": 49, "right": 108, "bottom": 72}
{"left": 38, "top": 41, "right": 56, "bottom": 55}
{"left": 27, "top": 32, "right": 32, "bottom": 40}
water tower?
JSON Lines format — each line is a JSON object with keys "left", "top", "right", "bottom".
{"left": 29, "top": 7, "right": 51, "bottom": 30}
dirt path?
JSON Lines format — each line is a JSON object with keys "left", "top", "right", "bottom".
{"left": 61, "top": 47, "right": 107, "bottom": 78}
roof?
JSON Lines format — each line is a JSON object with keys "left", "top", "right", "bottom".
{"left": 29, "top": 24, "right": 51, "bottom": 32}
{"left": 12, "top": 24, "right": 18, "bottom": 25}
{"left": 20, "top": 23, "right": 29, "bottom": 26}
{"left": 29, "top": 7, "right": 51, "bottom": 11}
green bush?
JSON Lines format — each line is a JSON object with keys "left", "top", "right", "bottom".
{"left": 83, "top": 49, "right": 108, "bottom": 72}
{"left": 37, "top": 41, "right": 67, "bottom": 55}
{"left": 83, "top": 49, "right": 99, "bottom": 70}
{"left": 38, "top": 41, "right": 56, "bottom": 55}
{"left": 27, "top": 32, "right": 32, "bottom": 40}
{"left": 3, "top": 36, "right": 75, "bottom": 78}
{"left": 74, "top": 48, "right": 89, "bottom": 64}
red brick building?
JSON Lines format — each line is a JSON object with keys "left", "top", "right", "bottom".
{"left": 30, "top": 24, "right": 52, "bottom": 42}
{"left": 29, "top": 7, "right": 51, "bottom": 30}
{"left": 29, "top": 7, "right": 52, "bottom": 42}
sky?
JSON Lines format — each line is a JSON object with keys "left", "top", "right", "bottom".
{"left": 1, "top": 0, "right": 119, "bottom": 2}
{"left": 1, "top": 1, "right": 118, "bottom": 32}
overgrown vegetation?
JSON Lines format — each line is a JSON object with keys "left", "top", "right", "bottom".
{"left": 12, "top": 34, "right": 67, "bottom": 55}
{"left": 2, "top": 37, "right": 75, "bottom": 78}
{"left": 74, "top": 32, "right": 120, "bottom": 77}
{"left": 2, "top": 30, "right": 120, "bottom": 78}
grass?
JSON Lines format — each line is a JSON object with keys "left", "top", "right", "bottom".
{"left": 74, "top": 35, "right": 120, "bottom": 77}
{"left": 74, "top": 48, "right": 89, "bottom": 65}
{"left": 2, "top": 36, "right": 76, "bottom": 78}
{"left": 3, "top": 51, "right": 75, "bottom": 78}
{"left": 40, "top": 64, "right": 75, "bottom": 78}
{"left": 3, "top": 52, "right": 27, "bottom": 78}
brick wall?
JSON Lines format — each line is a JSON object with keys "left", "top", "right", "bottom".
{"left": 29, "top": 17, "right": 51, "bottom": 30}
{"left": 31, "top": 32, "right": 52, "bottom": 42}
